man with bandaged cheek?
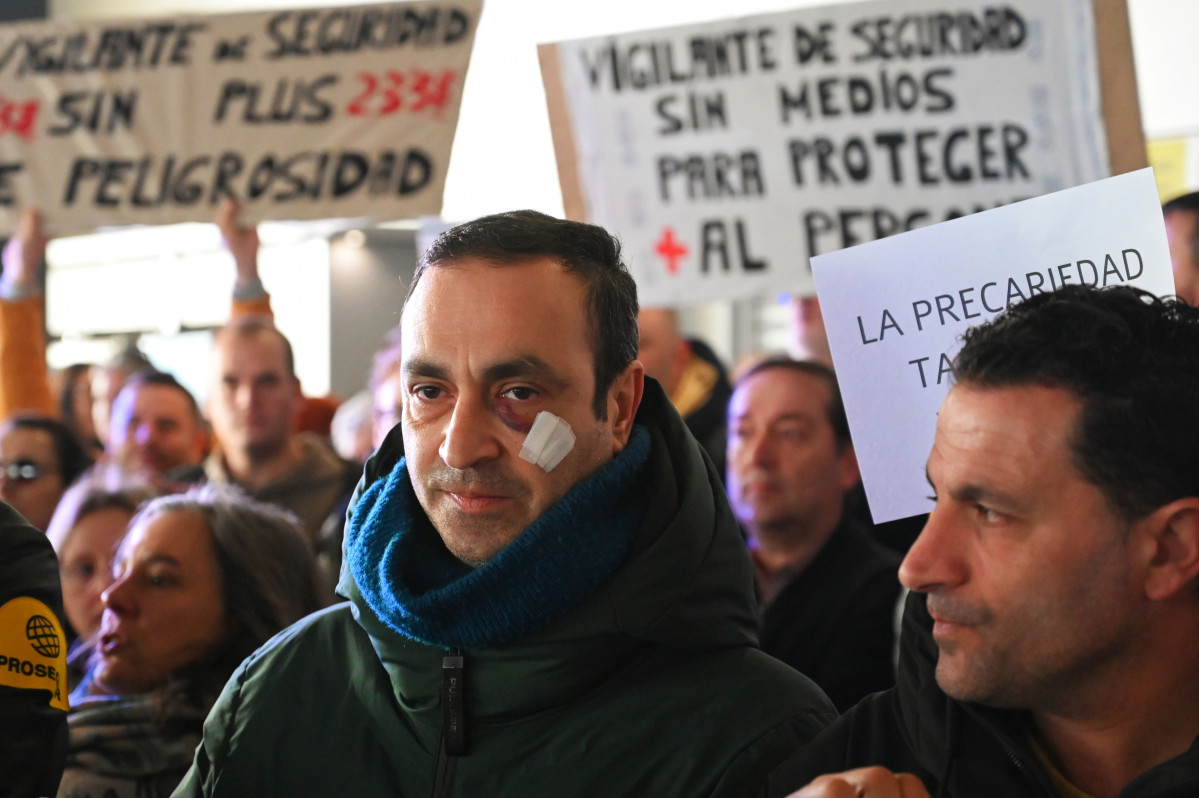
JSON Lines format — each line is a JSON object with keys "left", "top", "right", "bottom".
{"left": 174, "top": 210, "right": 835, "bottom": 797}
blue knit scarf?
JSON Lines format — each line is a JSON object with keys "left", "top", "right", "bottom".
{"left": 345, "top": 425, "right": 651, "bottom": 649}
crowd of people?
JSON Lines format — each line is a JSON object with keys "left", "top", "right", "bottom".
{"left": 2, "top": 192, "right": 1199, "bottom": 798}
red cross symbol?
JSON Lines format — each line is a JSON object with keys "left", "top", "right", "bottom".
{"left": 654, "top": 227, "right": 689, "bottom": 275}
{"left": 0, "top": 98, "right": 38, "bottom": 140}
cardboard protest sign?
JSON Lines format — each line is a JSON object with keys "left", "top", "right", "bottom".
{"left": 0, "top": 1, "right": 479, "bottom": 235}
{"left": 541, "top": 0, "right": 1143, "bottom": 307}
{"left": 812, "top": 168, "right": 1174, "bottom": 523}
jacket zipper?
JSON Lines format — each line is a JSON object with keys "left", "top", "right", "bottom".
{"left": 956, "top": 702, "right": 1057, "bottom": 797}
{"left": 431, "top": 647, "right": 466, "bottom": 798}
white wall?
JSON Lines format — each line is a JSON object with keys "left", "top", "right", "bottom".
{"left": 1128, "top": 0, "right": 1198, "bottom": 139}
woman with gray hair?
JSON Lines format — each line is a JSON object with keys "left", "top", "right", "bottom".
{"left": 57, "top": 483, "right": 322, "bottom": 798}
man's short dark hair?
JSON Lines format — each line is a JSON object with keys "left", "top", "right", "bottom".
{"left": 123, "top": 371, "right": 203, "bottom": 425}
{"left": 952, "top": 285, "right": 1199, "bottom": 521}
{"left": 1163, "top": 191, "right": 1199, "bottom": 217}
{"left": 406, "top": 210, "right": 639, "bottom": 419}
{"left": 735, "top": 358, "right": 852, "bottom": 449}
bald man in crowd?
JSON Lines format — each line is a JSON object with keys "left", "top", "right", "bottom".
{"left": 204, "top": 316, "right": 360, "bottom": 596}
{"left": 636, "top": 307, "right": 732, "bottom": 476}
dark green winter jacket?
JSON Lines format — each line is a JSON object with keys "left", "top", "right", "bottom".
{"left": 172, "top": 382, "right": 835, "bottom": 797}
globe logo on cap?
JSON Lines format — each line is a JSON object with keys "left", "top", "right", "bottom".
{"left": 26, "top": 615, "right": 59, "bottom": 658}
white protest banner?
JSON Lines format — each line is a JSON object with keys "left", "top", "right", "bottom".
{"left": 541, "top": 0, "right": 1142, "bottom": 307}
{"left": 812, "top": 167, "right": 1174, "bottom": 523}
{"left": 0, "top": 1, "right": 480, "bottom": 235}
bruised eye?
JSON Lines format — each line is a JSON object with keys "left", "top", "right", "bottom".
{"left": 501, "top": 386, "right": 538, "bottom": 401}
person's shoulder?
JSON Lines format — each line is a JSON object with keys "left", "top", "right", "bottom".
{"left": 760, "top": 688, "right": 919, "bottom": 798}
{"left": 222, "top": 602, "right": 377, "bottom": 707}
{"left": 237, "top": 602, "right": 363, "bottom": 677}
{"left": 180, "top": 603, "right": 395, "bottom": 792}
{"left": 635, "top": 645, "right": 837, "bottom": 798}
{"left": 820, "top": 520, "right": 902, "bottom": 595}
{"left": 206, "top": 603, "right": 381, "bottom": 732}
{"left": 293, "top": 433, "right": 353, "bottom": 474}
{"left": 779, "top": 520, "right": 899, "bottom": 613}
{"left": 729, "top": 646, "right": 839, "bottom": 720}
{"left": 0, "top": 505, "right": 62, "bottom": 607}
{"left": 0, "top": 502, "right": 51, "bottom": 551}
{"left": 842, "top": 519, "right": 902, "bottom": 568}
{"left": 659, "top": 644, "right": 838, "bottom": 741}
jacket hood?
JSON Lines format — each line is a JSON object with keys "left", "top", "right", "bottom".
{"left": 584, "top": 378, "right": 758, "bottom": 650}
{"left": 340, "top": 378, "right": 759, "bottom": 655}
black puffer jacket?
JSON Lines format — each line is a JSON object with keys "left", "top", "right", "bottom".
{"left": 0, "top": 502, "right": 69, "bottom": 797}
{"left": 175, "top": 382, "right": 836, "bottom": 797}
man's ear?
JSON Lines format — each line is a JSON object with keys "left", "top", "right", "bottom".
{"left": 191, "top": 425, "right": 212, "bottom": 463}
{"left": 288, "top": 377, "right": 304, "bottom": 423}
{"left": 607, "top": 361, "right": 644, "bottom": 453}
{"left": 672, "top": 338, "right": 692, "bottom": 374}
{"left": 1138, "top": 498, "right": 1199, "bottom": 601}
{"left": 837, "top": 444, "right": 861, "bottom": 494}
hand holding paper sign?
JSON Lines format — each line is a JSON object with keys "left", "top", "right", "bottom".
{"left": 810, "top": 169, "right": 1175, "bottom": 523}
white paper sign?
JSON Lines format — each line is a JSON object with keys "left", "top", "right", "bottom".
{"left": 812, "top": 168, "right": 1175, "bottom": 523}
{"left": 546, "top": 0, "right": 1110, "bottom": 307}
{"left": 0, "top": 1, "right": 480, "bottom": 235}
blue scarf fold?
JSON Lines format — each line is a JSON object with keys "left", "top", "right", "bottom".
{"left": 346, "top": 425, "right": 651, "bottom": 649}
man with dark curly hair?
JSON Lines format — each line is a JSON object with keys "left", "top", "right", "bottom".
{"left": 768, "top": 285, "right": 1199, "bottom": 798}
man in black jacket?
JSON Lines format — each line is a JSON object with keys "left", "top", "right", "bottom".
{"left": 727, "top": 358, "right": 900, "bottom": 712}
{"left": 768, "top": 285, "right": 1199, "bottom": 798}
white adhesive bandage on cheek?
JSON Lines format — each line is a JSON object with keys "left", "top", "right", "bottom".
{"left": 519, "top": 411, "right": 576, "bottom": 472}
